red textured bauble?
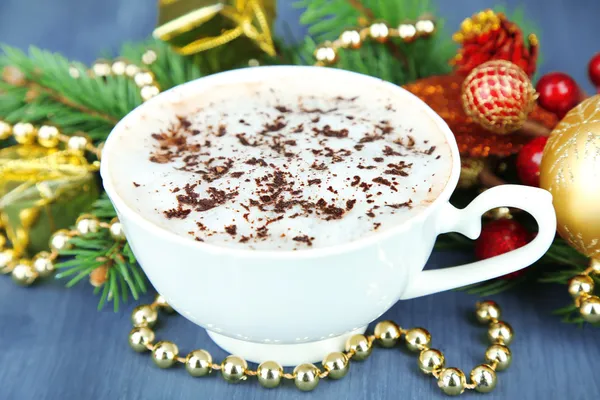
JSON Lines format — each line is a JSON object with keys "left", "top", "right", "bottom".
{"left": 475, "top": 219, "right": 531, "bottom": 279}
{"left": 535, "top": 72, "right": 580, "bottom": 118}
{"left": 462, "top": 60, "right": 536, "bottom": 134}
{"left": 589, "top": 52, "right": 600, "bottom": 89}
{"left": 516, "top": 136, "right": 548, "bottom": 187}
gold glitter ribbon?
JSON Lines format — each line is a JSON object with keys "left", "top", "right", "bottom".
{"left": 153, "top": 0, "right": 276, "bottom": 56}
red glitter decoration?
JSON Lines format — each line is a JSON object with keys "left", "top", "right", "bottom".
{"left": 475, "top": 219, "right": 531, "bottom": 279}
{"left": 462, "top": 60, "right": 536, "bottom": 134}
{"left": 536, "top": 72, "right": 580, "bottom": 119}
{"left": 516, "top": 136, "right": 548, "bottom": 187}
{"left": 403, "top": 73, "right": 558, "bottom": 158}
{"left": 588, "top": 52, "right": 600, "bottom": 90}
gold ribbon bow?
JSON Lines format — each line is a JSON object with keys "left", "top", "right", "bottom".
{"left": 153, "top": 0, "right": 276, "bottom": 56}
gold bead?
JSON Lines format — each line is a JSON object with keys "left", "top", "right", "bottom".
{"left": 418, "top": 348, "right": 445, "bottom": 374}
{"left": 134, "top": 71, "right": 155, "bottom": 87}
{"left": 0, "top": 249, "right": 16, "bottom": 274}
{"left": 69, "top": 65, "right": 81, "bottom": 79}
{"left": 345, "top": 334, "right": 372, "bottom": 360}
{"left": 340, "top": 29, "right": 362, "bottom": 49}
{"left": 37, "top": 125, "right": 60, "bottom": 148}
{"left": 142, "top": 50, "right": 158, "bottom": 65}
{"left": 470, "top": 364, "right": 497, "bottom": 393}
{"left": 32, "top": 251, "right": 55, "bottom": 278}
{"left": 293, "top": 363, "right": 320, "bottom": 391}
{"left": 11, "top": 259, "right": 38, "bottom": 286}
{"left": 485, "top": 344, "right": 512, "bottom": 371}
{"left": 580, "top": 295, "right": 600, "bottom": 323}
{"left": 67, "top": 135, "right": 89, "bottom": 152}
{"left": 322, "top": 352, "right": 349, "bottom": 379}
{"left": 154, "top": 294, "right": 174, "bottom": 313}
{"left": 109, "top": 218, "right": 126, "bottom": 241}
{"left": 405, "top": 327, "right": 431, "bottom": 352}
{"left": 568, "top": 275, "right": 594, "bottom": 298}
{"left": 314, "top": 42, "right": 338, "bottom": 64}
{"left": 13, "top": 122, "right": 37, "bottom": 145}
{"left": 75, "top": 214, "right": 100, "bottom": 235}
{"left": 185, "top": 349, "right": 213, "bottom": 377}
{"left": 257, "top": 360, "right": 283, "bottom": 388}
{"left": 92, "top": 59, "right": 112, "bottom": 77}
{"left": 374, "top": 320, "right": 401, "bottom": 347}
{"left": 475, "top": 300, "right": 501, "bottom": 323}
{"left": 125, "top": 64, "right": 141, "bottom": 77}
{"left": 221, "top": 355, "right": 247, "bottom": 383}
{"left": 397, "top": 23, "right": 417, "bottom": 41}
{"left": 49, "top": 229, "right": 72, "bottom": 252}
{"left": 488, "top": 321, "right": 513, "bottom": 344}
{"left": 437, "top": 368, "right": 466, "bottom": 396}
{"left": 415, "top": 19, "right": 436, "bottom": 36}
{"left": 128, "top": 326, "right": 155, "bottom": 352}
{"left": 369, "top": 22, "right": 389, "bottom": 42}
{"left": 590, "top": 259, "right": 600, "bottom": 274}
{"left": 248, "top": 59, "right": 260, "bottom": 67}
{"left": 131, "top": 305, "right": 158, "bottom": 328}
{"left": 152, "top": 341, "right": 179, "bottom": 368}
{"left": 140, "top": 85, "right": 160, "bottom": 101}
{"left": 111, "top": 59, "right": 128, "bottom": 76}
{"left": 0, "top": 120, "right": 12, "bottom": 140}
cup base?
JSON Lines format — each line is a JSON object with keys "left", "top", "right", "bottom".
{"left": 206, "top": 326, "right": 368, "bottom": 366}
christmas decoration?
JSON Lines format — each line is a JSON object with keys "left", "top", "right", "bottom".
{"left": 475, "top": 219, "right": 531, "bottom": 279}
{"left": 536, "top": 72, "right": 580, "bottom": 118}
{"left": 127, "top": 295, "right": 514, "bottom": 394}
{"left": 452, "top": 9, "right": 539, "bottom": 77}
{"left": 461, "top": 60, "right": 537, "bottom": 134}
{"left": 516, "top": 136, "right": 548, "bottom": 187}
{"left": 589, "top": 53, "right": 600, "bottom": 90}
{"left": 153, "top": 0, "right": 276, "bottom": 62}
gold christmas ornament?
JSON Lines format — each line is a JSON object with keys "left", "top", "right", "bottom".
{"left": 49, "top": 229, "right": 73, "bottom": 252}
{"left": 10, "top": 259, "right": 38, "bottom": 285}
{"left": 12, "top": 123, "right": 37, "bottom": 145}
{"left": 111, "top": 59, "right": 128, "bottom": 76}
{"left": 92, "top": 60, "right": 112, "bottom": 77}
{"left": 485, "top": 344, "right": 512, "bottom": 371}
{"left": 131, "top": 305, "right": 158, "bottom": 328}
{"left": 221, "top": 355, "right": 248, "bottom": 383}
{"left": 475, "top": 301, "right": 502, "bottom": 323}
{"left": 397, "top": 23, "right": 417, "bottom": 41}
{"left": 437, "top": 367, "right": 467, "bottom": 396}
{"left": 109, "top": 218, "right": 126, "bottom": 241}
{"left": 153, "top": 294, "right": 174, "bottom": 313}
{"left": 579, "top": 296, "right": 600, "bottom": 323}
{"left": 488, "top": 321, "right": 513, "bottom": 345}
{"left": 0, "top": 249, "right": 16, "bottom": 274}
{"left": 153, "top": 0, "right": 276, "bottom": 57}
{"left": 67, "top": 135, "right": 89, "bottom": 152}
{"left": 256, "top": 360, "right": 282, "bottom": 388}
{"left": 470, "top": 364, "right": 497, "bottom": 393}
{"left": 32, "top": 251, "right": 55, "bottom": 278}
{"left": 340, "top": 29, "right": 362, "bottom": 49}
{"left": 314, "top": 42, "right": 338, "bottom": 65}
{"left": 75, "top": 214, "right": 100, "bottom": 235}
{"left": 37, "top": 126, "right": 60, "bottom": 148}
{"left": 418, "top": 348, "right": 445, "bottom": 374}
{"left": 322, "top": 352, "right": 349, "bottom": 379}
{"left": 0, "top": 121, "right": 12, "bottom": 140}
{"left": 140, "top": 85, "right": 161, "bottom": 102}
{"left": 293, "top": 363, "right": 320, "bottom": 391}
{"left": 186, "top": 349, "right": 213, "bottom": 376}
{"left": 374, "top": 320, "right": 401, "bottom": 348}
{"left": 345, "top": 334, "right": 372, "bottom": 360}
{"left": 540, "top": 95, "right": 600, "bottom": 259}
{"left": 568, "top": 275, "right": 595, "bottom": 298}
{"left": 129, "top": 327, "right": 155, "bottom": 352}
{"left": 369, "top": 22, "right": 390, "bottom": 43}
{"left": 405, "top": 327, "right": 431, "bottom": 352}
{"left": 152, "top": 341, "right": 179, "bottom": 368}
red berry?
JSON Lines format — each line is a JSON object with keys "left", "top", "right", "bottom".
{"left": 589, "top": 53, "right": 600, "bottom": 88}
{"left": 535, "top": 72, "right": 580, "bottom": 119}
{"left": 475, "top": 219, "right": 531, "bottom": 279}
{"left": 516, "top": 136, "right": 548, "bottom": 187}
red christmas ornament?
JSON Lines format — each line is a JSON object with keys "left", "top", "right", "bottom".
{"left": 475, "top": 219, "right": 531, "bottom": 279}
{"left": 589, "top": 53, "right": 600, "bottom": 89}
{"left": 535, "top": 72, "right": 580, "bottom": 119}
{"left": 462, "top": 60, "right": 537, "bottom": 134}
{"left": 516, "top": 136, "right": 548, "bottom": 187}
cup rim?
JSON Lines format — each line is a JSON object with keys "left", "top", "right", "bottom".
{"left": 101, "top": 65, "right": 461, "bottom": 259}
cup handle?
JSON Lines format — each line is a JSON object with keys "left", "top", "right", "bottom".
{"left": 401, "top": 185, "right": 556, "bottom": 300}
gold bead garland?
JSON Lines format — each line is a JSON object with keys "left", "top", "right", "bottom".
{"left": 128, "top": 297, "right": 513, "bottom": 395}
{"left": 568, "top": 259, "right": 600, "bottom": 324}
{"left": 313, "top": 16, "right": 436, "bottom": 66}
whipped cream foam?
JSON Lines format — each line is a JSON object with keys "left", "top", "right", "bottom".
{"left": 111, "top": 74, "right": 452, "bottom": 250}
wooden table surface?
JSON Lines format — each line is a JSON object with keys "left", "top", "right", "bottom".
{"left": 1, "top": 0, "right": 599, "bottom": 399}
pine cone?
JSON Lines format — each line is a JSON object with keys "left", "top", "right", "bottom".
{"left": 451, "top": 9, "right": 538, "bottom": 77}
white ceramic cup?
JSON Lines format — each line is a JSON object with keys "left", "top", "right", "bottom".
{"left": 101, "top": 66, "right": 557, "bottom": 366}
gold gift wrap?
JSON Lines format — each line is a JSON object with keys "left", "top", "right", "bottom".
{"left": 0, "top": 145, "right": 99, "bottom": 255}
{"left": 154, "top": 0, "right": 276, "bottom": 57}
